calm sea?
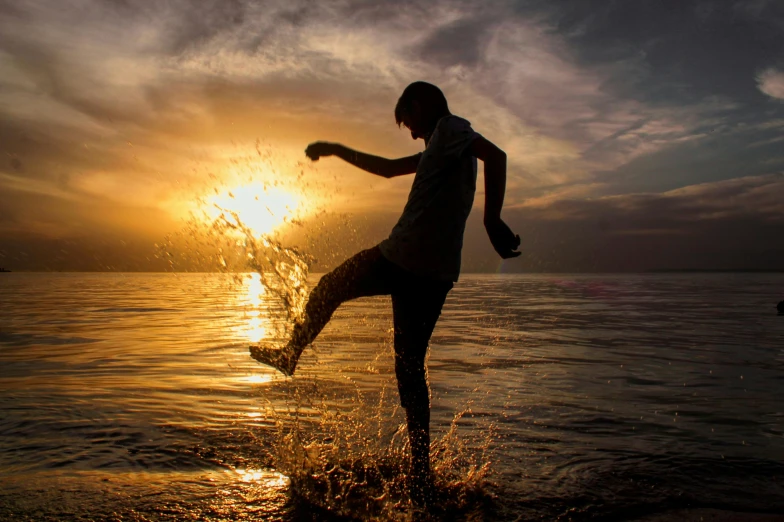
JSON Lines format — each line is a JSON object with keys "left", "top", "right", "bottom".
{"left": 1, "top": 272, "right": 782, "bottom": 521}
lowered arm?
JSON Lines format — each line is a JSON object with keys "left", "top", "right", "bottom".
{"left": 466, "top": 136, "right": 521, "bottom": 259}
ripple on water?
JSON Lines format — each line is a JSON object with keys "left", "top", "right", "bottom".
{"left": 1, "top": 273, "right": 783, "bottom": 520}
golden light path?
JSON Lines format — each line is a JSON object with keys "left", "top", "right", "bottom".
{"left": 242, "top": 272, "right": 267, "bottom": 343}
{"left": 232, "top": 468, "right": 290, "bottom": 487}
{"left": 229, "top": 261, "right": 291, "bottom": 493}
{"left": 238, "top": 273, "right": 276, "bottom": 385}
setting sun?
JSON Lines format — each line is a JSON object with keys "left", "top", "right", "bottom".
{"left": 202, "top": 182, "right": 301, "bottom": 237}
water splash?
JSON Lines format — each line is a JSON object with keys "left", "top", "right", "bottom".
{"left": 216, "top": 207, "right": 310, "bottom": 327}
{"left": 255, "top": 348, "right": 498, "bottom": 520}
{"left": 159, "top": 146, "right": 320, "bottom": 338}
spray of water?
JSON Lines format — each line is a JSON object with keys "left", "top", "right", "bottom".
{"left": 162, "top": 142, "right": 497, "bottom": 518}
{"left": 218, "top": 208, "right": 309, "bottom": 328}
{"left": 251, "top": 339, "right": 498, "bottom": 520}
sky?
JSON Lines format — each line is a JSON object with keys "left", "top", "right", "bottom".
{"left": 1, "top": 0, "right": 783, "bottom": 272}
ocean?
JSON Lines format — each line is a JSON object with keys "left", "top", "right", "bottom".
{"left": 1, "top": 272, "right": 783, "bottom": 521}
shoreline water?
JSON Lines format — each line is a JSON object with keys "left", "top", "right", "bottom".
{"left": 635, "top": 509, "right": 784, "bottom": 521}
{"left": 1, "top": 273, "right": 782, "bottom": 520}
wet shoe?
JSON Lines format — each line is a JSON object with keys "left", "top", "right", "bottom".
{"left": 249, "top": 343, "right": 297, "bottom": 376}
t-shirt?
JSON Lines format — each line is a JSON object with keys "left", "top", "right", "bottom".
{"left": 379, "top": 115, "right": 480, "bottom": 282}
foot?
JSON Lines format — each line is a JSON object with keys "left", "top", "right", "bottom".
{"left": 408, "top": 470, "right": 435, "bottom": 507}
{"left": 249, "top": 342, "right": 298, "bottom": 376}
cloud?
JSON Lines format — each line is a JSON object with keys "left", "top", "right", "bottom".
{"left": 415, "top": 15, "right": 496, "bottom": 68}
{"left": 525, "top": 1, "right": 784, "bottom": 101}
{"left": 2, "top": 0, "right": 784, "bottom": 271}
{"left": 757, "top": 68, "right": 784, "bottom": 100}
{"left": 1, "top": 0, "right": 775, "bottom": 195}
{"left": 459, "top": 173, "right": 784, "bottom": 272}
{"left": 543, "top": 173, "right": 784, "bottom": 225}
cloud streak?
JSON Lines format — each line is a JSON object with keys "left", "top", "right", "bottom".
{"left": 1, "top": 0, "right": 783, "bottom": 270}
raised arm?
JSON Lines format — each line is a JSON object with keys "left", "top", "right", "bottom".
{"left": 466, "top": 136, "right": 521, "bottom": 259}
{"left": 305, "top": 142, "right": 420, "bottom": 178}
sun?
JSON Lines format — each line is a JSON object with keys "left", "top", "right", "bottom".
{"left": 201, "top": 182, "right": 300, "bottom": 237}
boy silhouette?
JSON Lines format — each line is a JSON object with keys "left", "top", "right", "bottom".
{"left": 251, "top": 81, "right": 520, "bottom": 505}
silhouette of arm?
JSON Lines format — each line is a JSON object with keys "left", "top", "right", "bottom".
{"left": 466, "top": 136, "right": 521, "bottom": 259}
{"left": 305, "top": 142, "right": 420, "bottom": 178}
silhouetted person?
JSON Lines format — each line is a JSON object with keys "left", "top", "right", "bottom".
{"left": 251, "top": 81, "right": 520, "bottom": 506}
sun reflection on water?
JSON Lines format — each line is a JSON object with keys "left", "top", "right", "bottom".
{"left": 233, "top": 468, "right": 290, "bottom": 487}
{"left": 239, "top": 273, "right": 270, "bottom": 344}
{"left": 245, "top": 314, "right": 266, "bottom": 343}
{"left": 243, "top": 375, "right": 273, "bottom": 385}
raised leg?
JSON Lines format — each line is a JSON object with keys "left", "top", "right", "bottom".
{"left": 251, "top": 246, "right": 391, "bottom": 375}
{"left": 289, "top": 247, "right": 391, "bottom": 350}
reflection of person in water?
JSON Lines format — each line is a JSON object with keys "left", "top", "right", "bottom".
{"left": 251, "top": 81, "right": 520, "bottom": 506}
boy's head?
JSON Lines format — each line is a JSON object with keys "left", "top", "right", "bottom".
{"left": 395, "top": 82, "right": 451, "bottom": 141}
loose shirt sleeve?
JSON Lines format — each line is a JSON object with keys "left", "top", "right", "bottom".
{"left": 431, "top": 116, "right": 481, "bottom": 161}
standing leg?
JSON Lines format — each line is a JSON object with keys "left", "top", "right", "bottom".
{"left": 392, "top": 281, "right": 451, "bottom": 505}
{"left": 250, "top": 246, "right": 391, "bottom": 375}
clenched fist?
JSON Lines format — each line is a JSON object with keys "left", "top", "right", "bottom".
{"left": 305, "top": 142, "right": 338, "bottom": 161}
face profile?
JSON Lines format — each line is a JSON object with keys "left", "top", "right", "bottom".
{"left": 399, "top": 101, "right": 429, "bottom": 141}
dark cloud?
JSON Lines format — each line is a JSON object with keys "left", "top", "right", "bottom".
{"left": 594, "top": 119, "right": 784, "bottom": 194}
{"left": 484, "top": 0, "right": 784, "bottom": 198}
{"left": 0, "top": 181, "right": 180, "bottom": 271}
{"left": 0, "top": 234, "right": 170, "bottom": 272}
{"left": 0, "top": 0, "right": 248, "bottom": 57}
{"left": 159, "top": 0, "right": 247, "bottom": 55}
{"left": 0, "top": 114, "right": 158, "bottom": 197}
{"left": 519, "top": 0, "right": 784, "bottom": 104}
{"left": 461, "top": 173, "right": 784, "bottom": 272}
{"left": 8, "top": 157, "right": 23, "bottom": 173}
{"left": 0, "top": 201, "right": 16, "bottom": 224}
{"left": 414, "top": 16, "right": 496, "bottom": 68}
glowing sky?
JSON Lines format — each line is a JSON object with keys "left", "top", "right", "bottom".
{"left": 1, "top": 0, "right": 783, "bottom": 272}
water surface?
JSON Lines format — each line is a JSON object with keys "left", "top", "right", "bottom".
{"left": 1, "top": 273, "right": 782, "bottom": 520}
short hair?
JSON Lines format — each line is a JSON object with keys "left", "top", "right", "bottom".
{"left": 394, "top": 81, "right": 450, "bottom": 126}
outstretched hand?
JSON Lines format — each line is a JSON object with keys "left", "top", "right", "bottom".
{"left": 305, "top": 141, "right": 337, "bottom": 161}
{"left": 485, "top": 218, "right": 521, "bottom": 259}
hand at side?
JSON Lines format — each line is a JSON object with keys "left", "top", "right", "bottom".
{"left": 485, "top": 218, "right": 521, "bottom": 259}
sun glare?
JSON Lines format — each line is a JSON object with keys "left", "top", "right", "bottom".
{"left": 203, "top": 182, "right": 300, "bottom": 237}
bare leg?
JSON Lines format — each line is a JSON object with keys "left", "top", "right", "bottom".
{"left": 289, "top": 247, "right": 392, "bottom": 350}
{"left": 251, "top": 247, "right": 391, "bottom": 375}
